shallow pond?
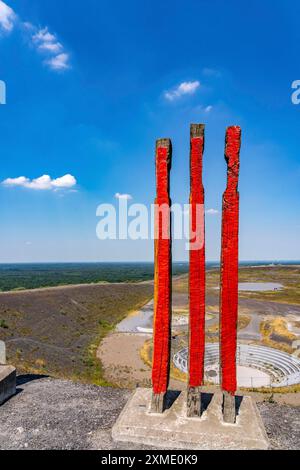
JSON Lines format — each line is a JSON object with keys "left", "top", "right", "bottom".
{"left": 238, "top": 282, "right": 283, "bottom": 292}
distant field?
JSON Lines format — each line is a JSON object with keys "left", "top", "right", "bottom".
{"left": 174, "top": 265, "right": 300, "bottom": 305}
{"left": 0, "top": 282, "right": 153, "bottom": 384}
{"left": 0, "top": 262, "right": 189, "bottom": 292}
{"left": 0, "top": 261, "right": 296, "bottom": 293}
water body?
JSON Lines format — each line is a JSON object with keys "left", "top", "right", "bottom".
{"left": 238, "top": 282, "right": 283, "bottom": 292}
{"left": 116, "top": 301, "right": 154, "bottom": 333}
{"left": 214, "top": 282, "right": 284, "bottom": 292}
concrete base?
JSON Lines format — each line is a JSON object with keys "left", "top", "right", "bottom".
{"left": 0, "top": 365, "right": 16, "bottom": 405}
{"left": 0, "top": 340, "right": 6, "bottom": 365}
{"left": 112, "top": 388, "right": 269, "bottom": 450}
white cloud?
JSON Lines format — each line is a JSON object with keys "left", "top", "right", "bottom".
{"left": 205, "top": 105, "right": 213, "bottom": 113}
{"left": 31, "top": 26, "right": 70, "bottom": 71}
{"left": 45, "top": 52, "right": 70, "bottom": 71}
{"left": 24, "top": 175, "right": 53, "bottom": 190}
{"left": 2, "top": 174, "right": 77, "bottom": 191}
{"left": 165, "top": 81, "right": 200, "bottom": 101}
{"left": 3, "top": 176, "right": 28, "bottom": 187}
{"left": 32, "top": 27, "right": 56, "bottom": 44}
{"left": 0, "top": 1, "right": 16, "bottom": 32}
{"left": 115, "top": 193, "right": 132, "bottom": 200}
{"left": 0, "top": 5, "right": 71, "bottom": 73}
{"left": 52, "top": 174, "right": 76, "bottom": 188}
{"left": 38, "top": 41, "right": 63, "bottom": 53}
{"left": 206, "top": 208, "right": 219, "bottom": 215}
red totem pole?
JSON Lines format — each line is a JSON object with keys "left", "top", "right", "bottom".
{"left": 151, "top": 139, "right": 172, "bottom": 413}
{"left": 220, "top": 126, "right": 241, "bottom": 423}
{"left": 187, "top": 124, "right": 206, "bottom": 417}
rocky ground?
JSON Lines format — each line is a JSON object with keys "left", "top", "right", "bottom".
{"left": 0, "top": 375, "right": 299, "bottom": 450}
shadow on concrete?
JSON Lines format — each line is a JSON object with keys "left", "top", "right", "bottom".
{"left": 235, "top": 395, "right": 243, "bottom": 416}
{"left": 164, "top": 390, "right": 181, "bottom": 410}
{"left": 164, "top": 391, "right": 215, "bottom": 414}
{"left": 201, "top": 392, "right": 214, "bottom": 413}
{"left": 17, "top": 374, "right": 49, "bottom": 386}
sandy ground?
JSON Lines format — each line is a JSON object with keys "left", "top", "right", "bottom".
{"left": 98, "top": 332, "right": 184, "bottom": 391}
{"left": 98, "top": 333, "right": 152, "bottom": 388}
{"left": 0, "top": 376, "right": 299, "bottom": 450}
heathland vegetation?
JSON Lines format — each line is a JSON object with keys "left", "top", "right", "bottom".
{"left": 0, "top": 262, "right": 188, "bottom": 292}
{"left": 0, "top": 282, "right": 153, "bottom": 384}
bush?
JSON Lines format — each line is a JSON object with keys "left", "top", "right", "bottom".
{"left": 0, "top": 319, "right": 8, "bottom": 329}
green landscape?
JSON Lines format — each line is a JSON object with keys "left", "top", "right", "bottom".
{"left": 0, "top": 262, "right": 188, "bottom": 292}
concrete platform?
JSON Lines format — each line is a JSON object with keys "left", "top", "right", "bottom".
{"left": 112, "top": 388, "right": 269, "bottom": 450}
{"left": 0, "top": 365, "right": 16, "bottom": 405}
{"left": 0, "top": 340, "right": 6, "bottom": 365}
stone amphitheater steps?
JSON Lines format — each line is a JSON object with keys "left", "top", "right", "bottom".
{"left": 173, "top": 343, "right": 300, "bottom": 388}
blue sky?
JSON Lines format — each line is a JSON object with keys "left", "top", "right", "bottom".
{"left": 0, "top": 0, "right": 300, "bottom": 262}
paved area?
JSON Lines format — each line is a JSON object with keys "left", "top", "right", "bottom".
{"left": 0, "top": 376, "right": 299, "bottom": 450}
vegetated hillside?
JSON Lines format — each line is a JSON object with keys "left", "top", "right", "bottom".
{"left": 0, "top": 283, "right": 153, "bottom": 384}
{"left": 0, "top": 262, "right": 189, "bottom": 292}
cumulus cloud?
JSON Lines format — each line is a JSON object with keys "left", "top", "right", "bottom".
{"left": 2, "top": 174, "right": 77, "bottom": 191}
{"left": 38, "top": 41, "right": 63, "bottom": 54}
{"left": 45, "top": 52, "right": 70, "bottom": 70}
{"left": 32, "top": 27, "right": 56, "bottom": 44}
{"left": 0, "top": 0, "right": 16, "bottom": 32}
{"left": 205, "top": 105, "right": 213, "bottom": 113}
{"left": 0, "top": 3, "right": 71, "bottom": 72}
{"left": 115, "top": 193, "right": 132, "bottom": 200}
{"left": 165, "top": 81, "right": 200, "bottom": 101}
{"left": 206, "top": 208, "right": 219, "bottom": 215}
{"left": 31, "top": 26, "right": 70, "bottom": 71}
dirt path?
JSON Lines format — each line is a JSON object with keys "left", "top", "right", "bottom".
{"left": 239, "top": 313, "right": 262, "bottom": 341}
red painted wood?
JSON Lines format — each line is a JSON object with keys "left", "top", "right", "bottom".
{"left": 220, "top": 126, "right": 241, "bottom": 395}
{"left": 152, "top": 141, "right": 172, "bottom": 395}
{"left": 188, "top": 126, "right": 206, "bottom": 388}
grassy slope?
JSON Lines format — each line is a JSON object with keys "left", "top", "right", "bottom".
{"left": 0, "top": 283, "right": 153, "bottom": 385}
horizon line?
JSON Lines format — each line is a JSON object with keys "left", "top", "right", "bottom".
{"left": 0, "top": 259, "right": 299, "bottom": 265}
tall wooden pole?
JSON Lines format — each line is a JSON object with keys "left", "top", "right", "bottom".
{"left": 220, "top": 126, "right": 241, "bottom": 424}
{"left": 187, "top": 124, "right": 206, "bottom": 417}
{"left": 151, "top": 139, "right": 172, "bottom": 413}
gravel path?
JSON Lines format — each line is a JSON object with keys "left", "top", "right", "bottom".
{"left": 0, "top": 376, "right": 299, "bottom": 450}
{"left": 257, "top": 402, "right": 300, "bottom": 450}
{"left": 0, "top": 376, "right": 150, "bottom": 450}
